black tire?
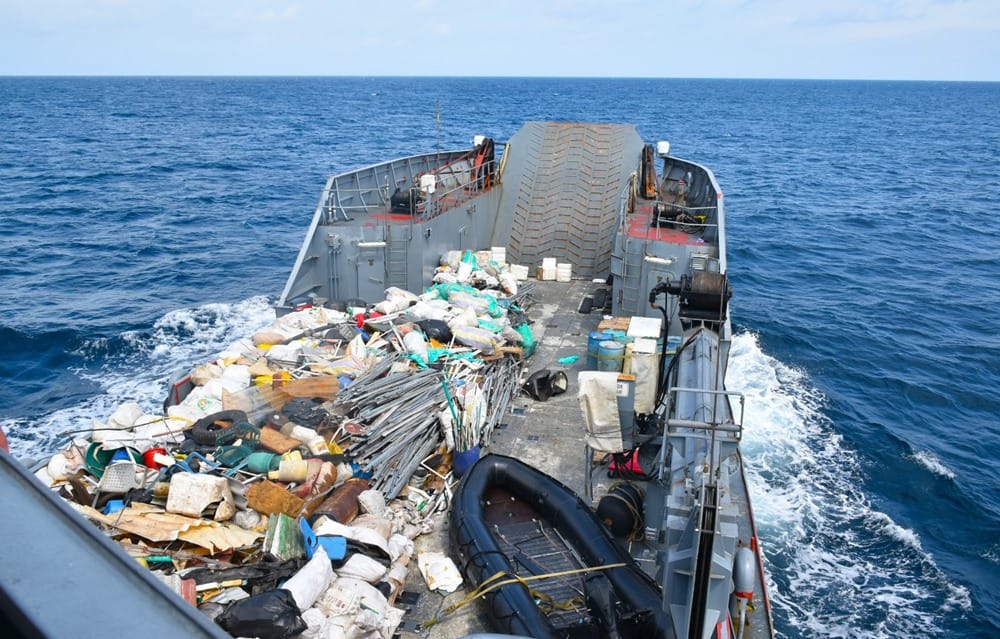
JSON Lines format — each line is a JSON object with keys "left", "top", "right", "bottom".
{"left": 191, "top": 410, "right": 248, "bottom": 445}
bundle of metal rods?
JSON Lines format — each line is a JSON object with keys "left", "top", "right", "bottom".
{"left": 333, "top": 351, "right": 525, "bottom": 499}
{"left": 333, "top": 358, "right": 446, "bottom": 499}
{"left": 508, "top": 280, "right": 536, "bottom": 313}
{"left": 442, "top": 355, "right": 525, "bottom": 451}
{"left": 475, "top": 357, "right": 524, "bottom": 448}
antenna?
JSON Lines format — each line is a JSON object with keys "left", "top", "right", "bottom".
{"left": 435, "top": 99, "right": 441, "bottom": 159}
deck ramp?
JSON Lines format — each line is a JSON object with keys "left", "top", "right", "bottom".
{"left": 492, "top": 122, "right": 644, "bottom": 280}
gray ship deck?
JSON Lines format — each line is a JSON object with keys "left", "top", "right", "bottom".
{"left": 397, "top": 276, "right": 617, "bottom": 638}
{"left": 397, "top": 276, "right": 772, "bottom": 639}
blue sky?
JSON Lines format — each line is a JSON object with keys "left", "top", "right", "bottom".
{"left": 2, "top": 0, "right": 997, "bottom": 80}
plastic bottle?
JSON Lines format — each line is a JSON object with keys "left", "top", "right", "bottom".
{"left": 402, "top": 330, "right": 428, "bottom": 363}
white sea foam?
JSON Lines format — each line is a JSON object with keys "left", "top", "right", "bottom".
{"left": 869, "top": 510, "right": 923, "bottom": 552}
{"left": 4, "top": 296, "right": 275, "bottom": 459}
{"left": 912, "top": 449, "right": 956, "bottom": 480}
{"left": 727, "top": 331, "right": 969, "bottom": 638}
{"left": 985, "top": 544, "right": 1000, "bottom": 565}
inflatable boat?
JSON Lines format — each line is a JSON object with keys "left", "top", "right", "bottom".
{"left": 450, "top": 453, "right": 674, "bottom": 639}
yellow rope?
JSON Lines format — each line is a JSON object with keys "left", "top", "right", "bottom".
{"left": 420, "top": 562, "right": 627, "bottom": 629}
{"left": 497, "top": 143, "right": 509, "bottom": 182}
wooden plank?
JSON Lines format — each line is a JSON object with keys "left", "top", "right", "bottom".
{"left": 597, "top": 316, "right": 630, "bottom": 331}
{"left": 259, "top": 427, "right": 302, "bottom": 454}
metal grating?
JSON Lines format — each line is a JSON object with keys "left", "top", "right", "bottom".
{"left": 493, "top": 519, "right": 594, "bottom": 631}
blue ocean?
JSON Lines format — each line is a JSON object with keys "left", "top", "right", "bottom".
{"left": 1, "top": 77, "right": 997, "bottom": 637}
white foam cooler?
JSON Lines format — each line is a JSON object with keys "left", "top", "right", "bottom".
{"left": 539, "top": 257, "right": 557, "bottom": 280}
{"left": 510, "top": 264, "right": 529, "bottom": 280}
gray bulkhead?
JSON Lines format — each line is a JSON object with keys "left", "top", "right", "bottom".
{"left": 278, "top": 122, "right": 656, "bottom": 312}
{"left": 277, "top": 149, "right": 502, "bottom": 310}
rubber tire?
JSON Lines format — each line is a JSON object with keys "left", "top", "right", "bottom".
{"left": 191, "top": 410, "right": 248, "bottom": 446}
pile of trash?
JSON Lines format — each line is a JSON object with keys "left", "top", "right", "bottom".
{"left": 32, "top": 249, "right": 537, "bottom": 639}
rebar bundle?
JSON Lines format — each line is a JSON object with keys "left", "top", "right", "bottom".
{"left": 333, "top": 351, "right": 524, "bottom": 498}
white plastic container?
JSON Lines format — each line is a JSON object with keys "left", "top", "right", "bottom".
{"left": 269, "top": 457, "right": 308, "bottom": 482}
{"left": 282, "top": 424, "right": 329, "bottom": 456}
{"left": 403, "top": 330, "right": 429, "bottom": 363}
{"left": 556, "top": 263, "right": 572, "bottom": 282}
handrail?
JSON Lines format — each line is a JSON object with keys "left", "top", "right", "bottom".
{"left": 321, "top": 156, "right": 499, "bottom": 221}
{"left": 417, "top": 156, "right": 498, "bottom": 220}
{"left": 658, "top": 203, "right": 718, "bottom": 213}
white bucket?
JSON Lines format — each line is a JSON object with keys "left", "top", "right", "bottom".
{"left": 556, "top": 263, "right": 572, "bottom": 282}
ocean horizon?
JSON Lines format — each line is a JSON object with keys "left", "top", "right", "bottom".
{"left": 1, "top": 76, "right": 997, "bottom": 637}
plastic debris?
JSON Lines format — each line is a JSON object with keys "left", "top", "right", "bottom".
{"left": 27, "top": 245, "right": 557, "bottom": 637}
{"left": 165, "top": 472, "right": 236, "bottom": 521}
{"left": 282, "top": 546, "right": 333, "bottom": 612}
{"left": 416, "top": 551, "right": 464, "bottom": 593}
{"left": 264, "top": 512, "right": 307, "bottom": 560}
{"left": 215, "top": 588, "right": 307, "bottom": 639}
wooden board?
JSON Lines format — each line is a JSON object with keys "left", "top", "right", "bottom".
{"left": 259, "top": 427, "right": 303, "bottom": 454}
{"left": 597, "top": 316, "right": 630, "bottom": 331}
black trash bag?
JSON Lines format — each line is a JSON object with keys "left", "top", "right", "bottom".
{"left": 215, "top": 588, "right": 306, "bottom": 639}
{"left": 416, "top": 319, "right": 452, "bottom": 343}
{"left": 185, "top": 556, "right": 307, "bottom": 595}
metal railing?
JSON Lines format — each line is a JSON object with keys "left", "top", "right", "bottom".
{"left": 655, "top": 385, "right": 744, "bottom": 482}
{"left": 320, "top": 157, "right": 498, "bottom": 223}
{"left": 392, "top": 156, "right": 498, "bottom": 220}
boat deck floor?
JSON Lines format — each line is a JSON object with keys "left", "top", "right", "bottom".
{"left": 398, "top": 276, "right": 613, "bottom": 638}
{"left": 490, "top": 516, "right": 594, "bottom": 631}
{"left": 626, "top": 201, "right": 711, "bottom": 244}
